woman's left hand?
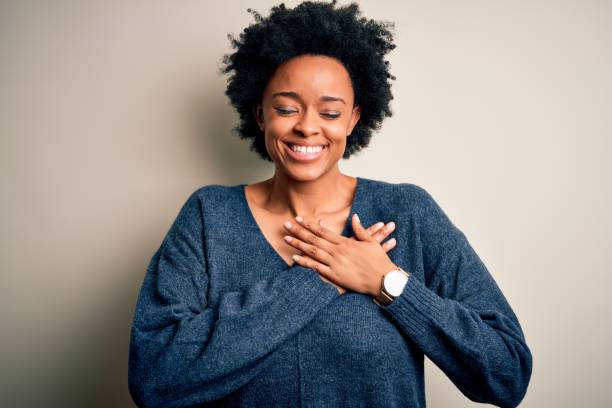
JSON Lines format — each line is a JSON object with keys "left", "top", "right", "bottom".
{"left": 283, "top": 214, "right": 398, "bottom": 297}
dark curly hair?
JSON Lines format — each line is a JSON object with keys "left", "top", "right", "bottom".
{"left": 220, "top": 0, "right": 396, "bottom": 162}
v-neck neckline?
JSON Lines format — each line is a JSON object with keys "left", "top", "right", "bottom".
{"left": 238, "top": 176, "right": 363, "bottom": 269}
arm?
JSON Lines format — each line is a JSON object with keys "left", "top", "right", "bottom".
{"left": 128, "top": 190, "right": 340, "bottom": 408}
{"left": 379, "top": 186, "right": 533, "bottom": 408}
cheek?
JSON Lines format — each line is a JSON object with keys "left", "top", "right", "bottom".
{"left": 321, "top": 122, "right": 350, "bottom": 142}
{"left": 264, "top": 116, "right": 350, "bottom": 144}
{"left": 266, "top": 117, "right": 294, "bottom": 137}
{"left": 263, "top": 122, "right": 289, "bottom": 160}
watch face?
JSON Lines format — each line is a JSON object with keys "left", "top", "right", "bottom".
{"left": 384, "top": 270, "right": 408, "bottom": 297}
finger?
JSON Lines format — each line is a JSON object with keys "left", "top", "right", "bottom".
{"left": 351, "top": 213, "right": 372, "bottom": 241}
{"left": 297, "top": 254, "right": 345, "bottom": 292}
{"left": 372, "top": 221, "right": 396, "bottom": 243}
{"left": 284, "top": 234, "right": 334, "bottom": 266}
{"left": 366, "top": 222, "right": 385, "bottom": 236}
{"left": 346, "top": 220, "right": 386, "bottom": 242}
{"left": 346, "top": 221, "right": 383, "bottom": 242}
{"left": 285, "top": 216, "right": 345, "bottom": 253}
{"left": 292, "top": 253, "right": 333, "bottom": 277}
{"left": 381, "top": 237, "right": 396, "bottom": 252}
{"left": 283, "top": 220, "right": 336, "bottom": 254}
{"left": 295, "top": 216, "right": 344, "bottom": 245}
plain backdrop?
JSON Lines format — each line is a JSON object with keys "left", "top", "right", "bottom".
{"left": 2, "top": 0, "right": 611, "bottom": 407}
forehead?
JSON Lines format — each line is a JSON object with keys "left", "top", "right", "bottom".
{"left": 263, "top": 55, "right": 354, "bottom": 101}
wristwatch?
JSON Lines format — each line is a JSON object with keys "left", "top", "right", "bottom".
{"left": 373, "top": 266, "right": 410, "bottom": 306}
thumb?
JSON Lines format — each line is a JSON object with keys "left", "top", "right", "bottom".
{"left": 352, "top": 213, "right": 370, "bottom": 241}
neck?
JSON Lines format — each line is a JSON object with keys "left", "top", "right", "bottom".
{"left": 262, "top": 168, "right": 356, "bottom": 219}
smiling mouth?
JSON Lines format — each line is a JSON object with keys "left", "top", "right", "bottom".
{"left": 283, "top": 141, "right": 328, "bottom": 161}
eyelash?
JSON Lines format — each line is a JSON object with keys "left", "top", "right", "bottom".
{"left": 275, "top": 108, "right": 340, "bottom": 119}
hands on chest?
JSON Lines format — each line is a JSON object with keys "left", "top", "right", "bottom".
{"left": 282, "top": 214, "right": 398, "bottom": 296}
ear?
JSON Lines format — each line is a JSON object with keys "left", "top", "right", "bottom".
{"left": 252, "top": 104, "right": 265, "bottom": 131}
{"left": 347, "top": 105, "right": 361, "bottom": 136}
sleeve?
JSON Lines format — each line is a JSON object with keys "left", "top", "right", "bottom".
{"left": 378, "top": 186, "right": 533, "bottom": 408}
{"left": 128, "top": 190, "right": 340, "bottom": 408}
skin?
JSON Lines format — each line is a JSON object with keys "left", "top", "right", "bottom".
{"left": 249, "top": 54, "right": 398, "bottom": 296}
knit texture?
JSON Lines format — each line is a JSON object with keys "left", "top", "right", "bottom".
{"left": 128, "top": 176, "right": 532, "bottom": 408}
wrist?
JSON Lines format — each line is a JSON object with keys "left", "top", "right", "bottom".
{"left": 372, "top": 264, "right": 410, "bottom": 306}
{"left": 370, "top": 262, "right": 399, "bottom": 297}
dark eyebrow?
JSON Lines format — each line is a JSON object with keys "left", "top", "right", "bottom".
{"left": 271, "top": 91, "right": 346, "bottom": 105}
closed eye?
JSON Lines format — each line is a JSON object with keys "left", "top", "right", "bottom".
{"left": 275, "top": 108, "right": 297, "bottom": 115}
{"left": 274, "top": 108, "right": 340, "bottom": 119}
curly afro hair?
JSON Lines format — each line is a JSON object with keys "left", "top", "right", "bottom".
{"left": 221, "top": 0, "right": 396, "bottom": 162}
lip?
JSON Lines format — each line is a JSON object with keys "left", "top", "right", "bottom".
{"left": 283, "top": 141, "right": 327, "bottom": 162}
{"left": 284, "top": 141, "right": 328, "bottom": 147}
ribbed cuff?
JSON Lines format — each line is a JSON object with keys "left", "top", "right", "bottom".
{"left": 377, "top": 275, "right": 445, "bottom": 337}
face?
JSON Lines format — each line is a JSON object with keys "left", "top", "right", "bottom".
{"left": 254, "top": 54, "right": 361, "bottom": 181}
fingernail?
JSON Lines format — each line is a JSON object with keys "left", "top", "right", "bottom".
{"left": 295, "top": 215, "right": 303, "bottom": 223}
{"left": 375, "top": 222, "right": 384, "bottom": 229}
{"left": 387, "top": 222, "right": 395, "bottom": 231}
{"left": 354, "top": 213, "right": 360, "bottom": 224}
{"left": 284, "top": 221, "right": 292, "bottom": 230}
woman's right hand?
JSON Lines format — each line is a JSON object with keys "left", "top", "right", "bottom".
{"left": 314, "top": 220, "right": 396, "bottom": 294}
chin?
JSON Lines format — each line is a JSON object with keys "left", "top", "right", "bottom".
{"left": 282, "top": 164, "right": 334, "bottom": 183}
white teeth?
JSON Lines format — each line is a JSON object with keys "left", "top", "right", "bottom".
{"left": 289, "top": 144, "right": 324, "bottom": 154}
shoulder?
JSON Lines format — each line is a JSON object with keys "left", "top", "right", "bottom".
{"left": 191, "top": 183, "right": 238, "bottom": 199}
{"left": 179, "top": 183, "right": 242, "bottom": 208}
{"left": 359, "top": 176, "right": 436, "bottom": 212}
{"left": 360, "top": 177, "right": 456, "bottom": 233}
{"left": 171, "top": 183, "right": 242, "bottom": 222}
{"left": 165, "top": 183, "right": 244, "bottom": 237}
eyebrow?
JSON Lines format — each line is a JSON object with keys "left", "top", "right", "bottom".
{"left": 271, "top": 91, "right": 346, "bottom": 105}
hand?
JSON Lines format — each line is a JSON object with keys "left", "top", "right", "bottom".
{"left": 308, "top": 218, "right": 397, "bottom": 294}
{"left": 283, "top": 214, "right": 398, "bottom": 296}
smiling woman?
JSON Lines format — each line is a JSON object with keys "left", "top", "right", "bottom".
{"left": 222, "top": 1, "right": 395, "bottom": 163}
{"left": 255, "top": 54, "right": 361, "bottom": 177}
{"left": 128, "top": 1, "right": 533, "bottom": 407}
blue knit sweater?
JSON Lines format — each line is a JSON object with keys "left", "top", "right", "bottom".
{"left": 128, "top": 176, "right": 532, "bottom": 408}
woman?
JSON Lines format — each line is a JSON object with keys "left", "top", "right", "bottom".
{"left": 128, "top": 1, "right": 533, "bottom": 407}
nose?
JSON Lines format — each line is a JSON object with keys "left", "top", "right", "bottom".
{"left": 293, "top": 108, "right": 320, "bottom": 137}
